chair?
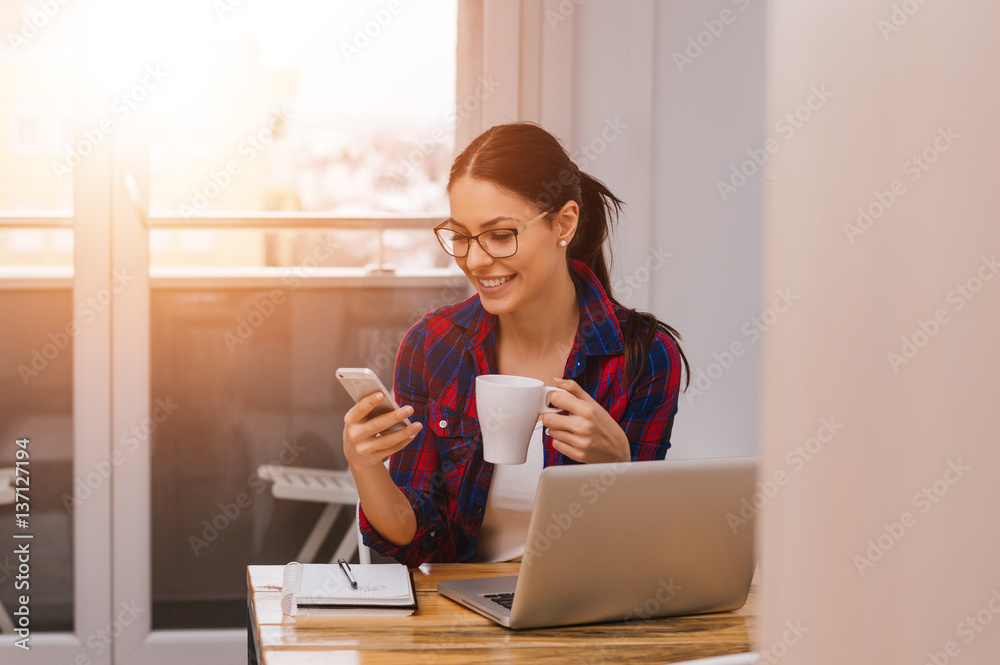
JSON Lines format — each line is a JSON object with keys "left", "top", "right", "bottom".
{"left": 357, "top": 501, "right": 372, "bottom": 564}
{"left": 0, "top": 468, "right": 16, "bottom": 632}
{"left": 355, "top": 457, "right": 395, "bottom": 565}
{"left": 356, "top": 497, "right": 415, "bottom": 565}
{"left": 256, "top": 465, "right": 360, "bottom": 564}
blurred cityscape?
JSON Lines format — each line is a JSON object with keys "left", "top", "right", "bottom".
{"left": 0, "top": 0, "right": 464, "bottom": 632}
{"left": 0, "top": 0, "right": 457, "bottom": 271}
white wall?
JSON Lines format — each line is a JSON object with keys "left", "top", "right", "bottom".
{"left": 477, "top": 0, "right": 766, "bottom": 458}
{"left": 567, "top": 0, "right": 767, "bottom": 459}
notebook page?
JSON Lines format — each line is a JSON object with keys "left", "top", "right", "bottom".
{"left": 298, "top": 563, "right": 413, "bottom": 605}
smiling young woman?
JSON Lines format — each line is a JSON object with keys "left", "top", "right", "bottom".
{"left": 344, "top": 121, "right": 689, "bottom": 565}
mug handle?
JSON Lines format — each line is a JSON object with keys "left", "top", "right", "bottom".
{"left": 540, "top": 386, "right": 568, "bottom": 413}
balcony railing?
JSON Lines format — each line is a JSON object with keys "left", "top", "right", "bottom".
{"left": 0, "top": 211, "right": 466, "bottom": 291}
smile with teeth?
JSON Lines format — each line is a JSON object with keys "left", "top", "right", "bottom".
{"left": 478, "top": 275, "right": 515, "bottom": 288}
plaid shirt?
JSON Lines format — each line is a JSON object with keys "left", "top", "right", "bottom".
{"left": 358, "top": 260, "right": 682, "bottom": 565}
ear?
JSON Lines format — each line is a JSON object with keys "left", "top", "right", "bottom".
{"left": 554, "top": 200, "right": 579, "bottom": 246}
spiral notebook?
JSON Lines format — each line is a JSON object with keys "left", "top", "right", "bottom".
{"left": 280, "top": 561, "right": 417, "bottom": 617}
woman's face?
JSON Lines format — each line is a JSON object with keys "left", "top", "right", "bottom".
{"left": 447, "top": 176, "right": 571, "bottom": 316}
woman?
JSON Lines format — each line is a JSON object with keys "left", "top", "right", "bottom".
{"left": 345, "top": 122, "right": 689, "bottom": 565}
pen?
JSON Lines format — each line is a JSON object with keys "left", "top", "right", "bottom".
{"left": 338, "top": 557, "right": 358, "bottom": 589}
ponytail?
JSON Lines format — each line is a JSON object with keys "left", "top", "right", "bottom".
{"left": 568, "top": 171, "right": 620, "bottom": 291}
{"left": 449, "top": 121, "right": 690, "bottom": 391}
{"left": 572, "top": 172, "right": 691, "bottom": 391}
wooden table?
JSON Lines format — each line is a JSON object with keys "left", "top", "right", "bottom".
{"left": 248, "top": 563, "right": 757, "bottom": 664}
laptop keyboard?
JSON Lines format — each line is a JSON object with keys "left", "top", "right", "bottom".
{"left": 484, "top": 592, "right": 515, "bottom": 610}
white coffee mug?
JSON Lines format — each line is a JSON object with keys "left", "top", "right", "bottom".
{"left": 475, "top": 375, "right": 567, "bottom": 464}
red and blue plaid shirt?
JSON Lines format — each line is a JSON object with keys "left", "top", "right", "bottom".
{"left": 358, "top": 259, "right": 682, "bottom": 565}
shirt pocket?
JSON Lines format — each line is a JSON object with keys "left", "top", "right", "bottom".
{"left": 426, "top": 400, "right": 479, "bottom": 476}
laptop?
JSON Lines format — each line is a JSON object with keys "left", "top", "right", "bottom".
{"left": 438, "top": 456, "right": 758, "bottom": 629}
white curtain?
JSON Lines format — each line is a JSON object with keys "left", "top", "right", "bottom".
{"left": 761, "top": 1, "right": 1000, "bottom": 663}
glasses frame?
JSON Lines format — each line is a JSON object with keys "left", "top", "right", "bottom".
{"left": 433, "top": 209, "right": 550, "bottom": 259}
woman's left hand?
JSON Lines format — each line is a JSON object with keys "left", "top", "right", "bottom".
{"left": 541, "top": 378, "right": 631, "bottom": 464}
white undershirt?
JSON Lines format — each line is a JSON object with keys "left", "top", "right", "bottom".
{"left": 469, "top": 420, "right": 545, "bottom": 563}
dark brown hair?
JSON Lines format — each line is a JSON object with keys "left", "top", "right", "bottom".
{"left": 447, "top": 121, "right": 689, "bottom": 390}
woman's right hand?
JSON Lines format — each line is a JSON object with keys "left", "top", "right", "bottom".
{"left": 343, "top": 392, "right": 423, "bottom": 469}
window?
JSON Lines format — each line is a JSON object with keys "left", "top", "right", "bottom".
{"left": 0, "top": 0, "right": 488, "bottom": 655}
{"left": 136, "top": 0, "right": 466, "bottom": 631}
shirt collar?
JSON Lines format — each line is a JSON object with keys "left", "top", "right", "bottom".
{"left": 457, "top": 259, "right": 625, "bottom": 360}
{"left": 571, "top": 259, "right": 626, "bottom": 359}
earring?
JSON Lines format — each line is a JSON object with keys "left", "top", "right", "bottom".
{"left": 559, "top": 240, "right": 568, "bottom": 247}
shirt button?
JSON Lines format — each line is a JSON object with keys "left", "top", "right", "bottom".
{"left": 429, "top": 531, "right": 436, "bottom": 538}
{"left": 438, "top": 420, "right": 448, "bottom": 429}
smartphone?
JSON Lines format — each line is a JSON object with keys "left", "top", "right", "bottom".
{"left": 336, "top": 367, "right": 412, "bottom": 434}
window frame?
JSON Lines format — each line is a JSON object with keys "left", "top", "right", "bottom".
{"left": 0, "top": 3, "right": 556, "bottom": 659}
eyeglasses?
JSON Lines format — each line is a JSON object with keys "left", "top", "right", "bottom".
{"left": 433, "top": 209, "right": 550, "bottom": 259}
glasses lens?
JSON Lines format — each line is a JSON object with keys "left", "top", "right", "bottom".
{"left": 480, "top": 230, "right": 517, "bottom": 258}
{"left": 436, "top": 228, "right": 468, "bottom": 256}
